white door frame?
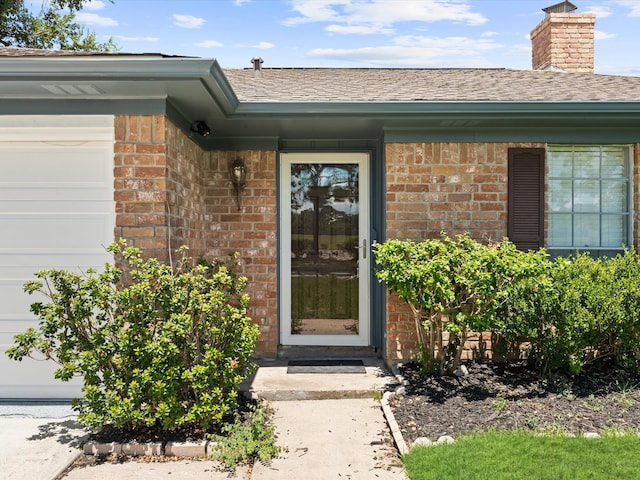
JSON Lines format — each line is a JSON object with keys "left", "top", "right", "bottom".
{"left": 279, "top": 152, "right": 370, "bottom": 346}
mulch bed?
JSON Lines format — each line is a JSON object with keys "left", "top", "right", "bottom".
{"left": 388, "top": 361, "right": 640, "bottom": 445}
{"left": 84, "top": 395, "right": 257, "bottom": 444}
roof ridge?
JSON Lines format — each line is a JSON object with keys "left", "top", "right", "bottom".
{"left": 223, "top": 66, "right": 509, "bottom": 72}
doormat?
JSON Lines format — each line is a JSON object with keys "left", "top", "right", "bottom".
{"left": 287, "top": 359, "right": 366, "bottom": 374}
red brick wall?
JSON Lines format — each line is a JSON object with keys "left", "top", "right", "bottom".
{"left": 114, "top": 115, "right": 278, "bottom": 358}
{"left": 114, "top": 115, "right": 171, "bottom": 260}
{"left": 530, "top": 13, "right": 596, "bottom": 73}
{"left": 165, "top": 120, "right": 209, "bottom": 257}
{"left": 114, "top": 120, "right": 640, "bottom": 363}
{"left": 204, "top": 151, "right": 278, "bottom": 358}
{"left": 384, "top": 142, "right": 544, "bottom": 360}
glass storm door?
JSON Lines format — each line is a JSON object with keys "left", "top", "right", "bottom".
{"left": 280, "top": 153, "right": 370, "bottom": 346}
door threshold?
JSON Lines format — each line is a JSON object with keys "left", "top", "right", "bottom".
{"left": 277, "top": 345, "right": 380, "bottom": 360}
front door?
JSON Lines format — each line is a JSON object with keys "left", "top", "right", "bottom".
{"left": 280, "top": 152, "right": 370, "bottom": 346}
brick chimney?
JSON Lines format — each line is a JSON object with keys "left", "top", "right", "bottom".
{"left": 530, "top": 2, "right": 596, "bottom": 73}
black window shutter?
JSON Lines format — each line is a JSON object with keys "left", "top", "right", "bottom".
{"left": 508, "top": 148, "right": 545, "bottom": 250}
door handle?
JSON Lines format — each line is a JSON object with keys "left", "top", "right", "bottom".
{"left": 355, "top": 239, "right": 368, "bottom": 259}
{"left": 362, "top": 239, "right": 367, "bottom": 259}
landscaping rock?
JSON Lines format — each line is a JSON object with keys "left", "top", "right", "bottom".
{"left": 436, "top": 435, "right": 455, "bottom": 445}
{"left": 411, "top": 437, "right": 433, "bottom": 448}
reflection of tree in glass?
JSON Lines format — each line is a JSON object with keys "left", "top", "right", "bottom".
{"left": 290, "top": 163, "right": 358, "bottom": 213}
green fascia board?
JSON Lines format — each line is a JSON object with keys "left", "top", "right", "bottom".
{"left": 0, "top": 56, "right": 239, "bottom": 115}
{"left": 232, "top": 100, "right": 640, "bottom": 118}
{"left": 383, "top": 127, "right": 640, "bottom": 144}
{"left": 231, "top": 101, "right": 640, "bottom": 143}
{"left": 0, "top": 98, "right": 167, "bottom": 115}
{"left": 206, "top": 137, "right": 281, "bottom": 150}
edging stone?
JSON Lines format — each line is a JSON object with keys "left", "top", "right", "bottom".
{"left": 164, "top": 440, "right": 208, "bottom": 457}
{"left": 83, "top": 442, "right": 122, "bottom": 455}
{"left": 82, "top": 439, "right": 208, "bottom": 457}
{"left": 380, "top": 362, "right": 411, "bottom": 455}
{"left": 385, "top": 362, "right": 461, "bottom": 452}
{"left": 381, "top": 391, "right": 409, "bottom": 455}
{"left": 122, "top": 442, "right": 163, "bottom": 456}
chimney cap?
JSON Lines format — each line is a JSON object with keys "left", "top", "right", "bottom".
{"left": 542, "top": 1, "right": 578, "bottom": 15}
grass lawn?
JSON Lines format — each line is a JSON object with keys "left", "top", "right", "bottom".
{"left": 404, "top": 430, "right": 640, "bottom": 480}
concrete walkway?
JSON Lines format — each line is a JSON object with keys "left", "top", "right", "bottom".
{"left": 3, "top": 359, "right": 409, "bottom": 479}
{"left": 0, "top": 404, "right": 87, "bottom": 480}
{"left": 251, "top": 398, "right": 406, "bottom": 480}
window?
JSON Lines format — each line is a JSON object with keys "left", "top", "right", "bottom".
{"left": 547, "top": 145, "right": 632, "bottom": 257}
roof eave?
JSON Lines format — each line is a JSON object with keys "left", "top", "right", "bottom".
{"left": 232, "top": 101, "right": 640, "bottom": 117}
{"left": 0, "top": 56, "right": 239, "bottom": 116}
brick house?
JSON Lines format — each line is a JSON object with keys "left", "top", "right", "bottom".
{"left": 2, "top": 5, "right": 640, "bottom": 397}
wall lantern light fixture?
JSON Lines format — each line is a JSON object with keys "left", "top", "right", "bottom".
{"left": 230, "top": 158, "right": 247, "bottom": 211}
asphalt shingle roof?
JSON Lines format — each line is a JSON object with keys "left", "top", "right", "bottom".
{"left": 223, "top": 67, "right": 640, "bottom": 103}
{"left": 2, "top": 46, "right": 640, "bottom": 103}
{"left": 0, "top": 46, "right": 183, "bottom": 58}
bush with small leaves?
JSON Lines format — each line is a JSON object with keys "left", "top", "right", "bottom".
{"left": 374, "top": 233, "right": 548, "bottom": 374}
{"left": 209, "top": 400, "right": 283, "bottom": 467}
{"left": 6, "top": 240, "right": 259, "bottom": 432}
{"left": 505, "top": 250, "right": 640, "bottom": 377}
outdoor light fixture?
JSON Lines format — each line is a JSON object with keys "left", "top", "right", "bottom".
{"left": 230, "top": 158, "right": 247, "bottom": 211}
{"left": 190, "top": 120, "right": 211, "bottom": 137}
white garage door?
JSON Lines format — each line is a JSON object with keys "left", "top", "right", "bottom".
{"left": 0, "top": 115, "right": 114, "bottom": 399}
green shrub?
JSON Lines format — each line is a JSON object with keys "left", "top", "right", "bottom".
{"left": 6, "top": 240, "right": 259, "bottom": 432}
{"left": 505, "top": 250, "right": 640, "bottom": 376}
{"left": 209, "top": 400, "right": 283, "bottom": 467}
{"left": 376, "top": 233, "right": 640, "bottom": 378}
{"left": 374, "top": 234, "right": 547, "bottom": 374}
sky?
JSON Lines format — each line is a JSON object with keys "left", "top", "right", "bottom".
{"left": 30, "top": 0, "right": 640, "bottom": 75}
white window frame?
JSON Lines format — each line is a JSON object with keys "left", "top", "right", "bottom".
{"left": 547, "top": 144, "right": 633, "bottom": 257}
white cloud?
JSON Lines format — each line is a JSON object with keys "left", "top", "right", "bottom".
{"left": 595, "top": 30, "right": 616, "bottom": 40}
{"left": 113, "top": 35, "right": 160, "bottom": 43}
{"left": 309, "top": 45, "right": 492, "bottom": 67}
{"left": 233, "top": 0, "right": 252, "bottom": 5}
{"left": 601, "top": 64, "right": 640, "bottom": 76}
{"left": 326, "top": 24, "right": 393, "bottom": 34}
{"left": 503, "top": 44, "right": 531, "bottom": 58}
{"left": 253, "top": 41, "right": 275, "bottom": 49}
{"left": 172, "top": 14, "right": 206, "bottom": 29}
{"left": 84, "top": 0, "right": 106, "bottom": 10}
{"left": 283, "top": 0, "right": 487, "bottom": 30}
{"left": 394, "top": 35, "right": 500, "bottom": 52}
{"left": 614, "top": 0, "right": 640, "bottom": 17}
{"left": 481, "top": 31, "right": 499, "bottom": 38}
{"left": 283, "top": 0, "right": 347, "bottom": 25}
{"left": 76, "top": 12, "right": 118, "bottom": 26}
{"left": 235, "top": 41, "right": 275, "bottom": 49}
{"left": 583, "top": 6, "right": 611, "bottom": 18}
{"left": 195, "top": 40, "right": 224, "bottom": 48}
{"left": 309, "top": 34, "right": 501, "bottom": 66}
